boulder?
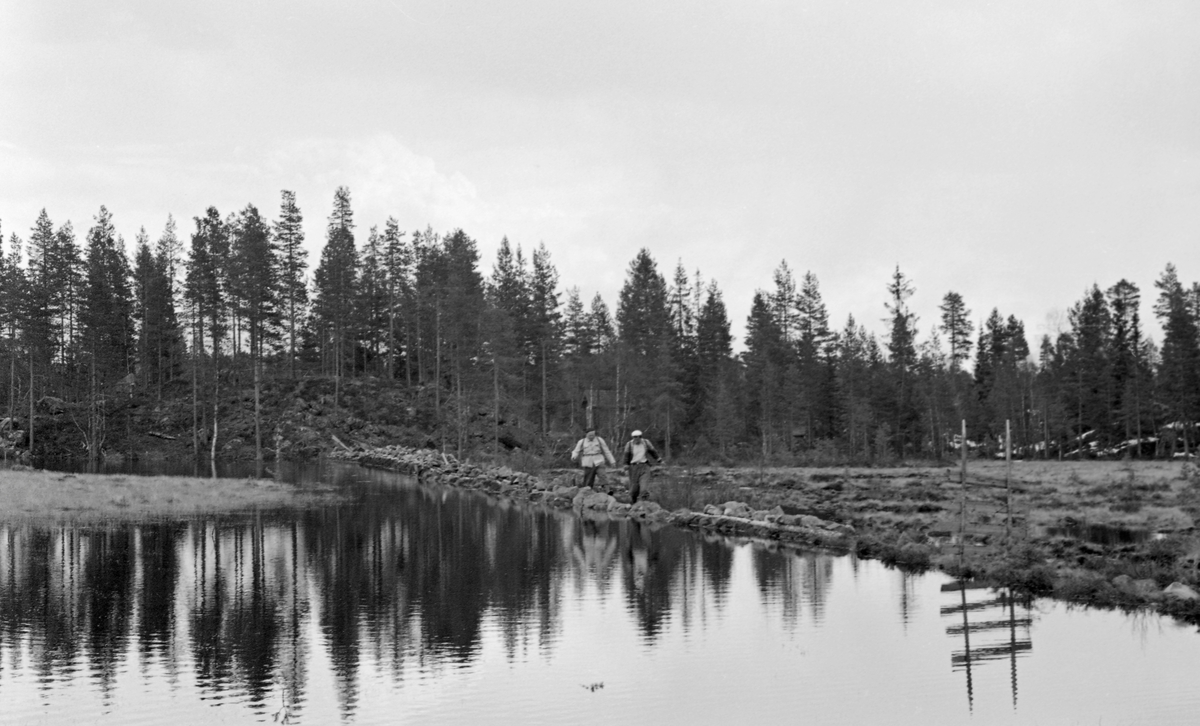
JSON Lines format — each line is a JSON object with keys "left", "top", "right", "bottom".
{"left": 632, "top": 501, "right": 664, "bottom": 517}
{"left": 582, "top": 492, "right": 615, "bottom": 510}
{"left": 608, "top": 501, "right": 632, "bottom": 515}
{"left": 722, "top": 501, "right": 752, "bottom": 518}
{"left": 553, "top": 485, "right": 579, "bottom": 499}
{"left": 1164, "top": 582, "right": 1200, "bottom": 601}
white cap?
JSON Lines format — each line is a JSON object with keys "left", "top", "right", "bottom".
{"left": 631, "top": 430, "right": 642, "bottom": 437}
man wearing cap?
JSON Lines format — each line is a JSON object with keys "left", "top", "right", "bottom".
{"left": 570, "top": 429, "right": 616, "bottom": 490}
{"left": 622, "top": 430, "right": 661, "bottom": 504}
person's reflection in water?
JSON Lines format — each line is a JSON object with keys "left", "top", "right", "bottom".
{"left": 622, "top": 519, "right": 672, "bottom": 639}
{"left": 572, "top": 515, "right": 619, "bottom": 579}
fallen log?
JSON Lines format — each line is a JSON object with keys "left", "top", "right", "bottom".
{"left": 147, "top": 431, "right": 178, "bottom": 441}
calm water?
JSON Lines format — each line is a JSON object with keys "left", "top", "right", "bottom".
{"left": 2, "top": 460, "right": 1199, "bottom": 725}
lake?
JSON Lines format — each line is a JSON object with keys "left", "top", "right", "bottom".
{"left": 1, "top": 459, "right": 1199, "bottom": 724}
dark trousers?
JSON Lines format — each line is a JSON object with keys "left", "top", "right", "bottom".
{"left": 582, "top": 466, "right": 601, "bottom": 489}
{"left": 629, "top": 463, "right": 650, "bottom": 502}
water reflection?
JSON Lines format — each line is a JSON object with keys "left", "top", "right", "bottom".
{"left": 2, "top": 463, "right": 1200, "bottom": 724}
{"left": 0, "top": 467, "right": 763, "bottom": 721}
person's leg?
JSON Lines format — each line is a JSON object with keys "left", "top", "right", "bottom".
{"left": 582, "top": 466, "right": 597, "bottom": 489}
{"left": 629, "top": 463, "right": 645, "bottom": 503}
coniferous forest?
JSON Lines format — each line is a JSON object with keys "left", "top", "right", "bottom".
{"left": 1, "top": 186, "right": 1198, "bottom": 465}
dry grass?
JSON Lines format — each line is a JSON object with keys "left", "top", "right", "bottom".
{"left": 0, "top": 468, "right": 339, "bottom": 524}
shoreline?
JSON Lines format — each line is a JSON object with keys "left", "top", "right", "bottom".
{"left": 330, "top": 445, "right": 1200, "bottom": 627}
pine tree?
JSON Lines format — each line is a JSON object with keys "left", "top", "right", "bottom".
{"left": 1108, "top": 279, "right": 1148, "bottom": 453}
{"left": 24, "top": 210, "right": 57, "bottom": 400}
{"left": 186, "top": 206, "right": 229, "bottom": 462}
{"left": 356, "top": 225, "right": 388, "bottom": 374}
{"left": 273, "top": 190, "right": 308, "bottom": 378}
{"left": 80, "top": 206, "right": 134, "bottom": 461}
{"left": 1063, "top": 286, "right": 1113, "bottom": 454}
{"left": 695, "top": 281, "right": 734, "bottom": 449}
{"left": 744, "top": 291, "right": 787, "bottom": 457}
{"left": 617, "top": 249, "right": 675, "bottom": 450}
{"left": 1154, "top": 264, "right": 1200, "bottom": 454}
{"left": 380, "top": 218, "right": 409, "bottom": 381}
{"left": 938, "top": 291, "right": 973, "bottom": 371}
{"left": 885, "top": 267, "right": 918, "bottom": 455}
{"left": 229, "top": 203, "right": 279, "bottom": 468}
{"left": 313, "top": 187, "right": 359, "bottom": 406}
{"left": 529, "top": 243, "right": 561, "bottom": 432}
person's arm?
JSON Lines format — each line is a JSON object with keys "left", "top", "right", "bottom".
{"left": 570, "top": 439, "right": 582, "bottom": 462}
{"left": 623, "top": 442, "right": 632, "bottom": 466}
{"left": 601, "top": 438, "right": 616, "bottom": 467}
{"left": 647, "top": 440, "right": 661, "bottom": 462}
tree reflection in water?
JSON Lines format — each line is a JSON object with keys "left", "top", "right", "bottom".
{"left": 0, "top": 470, "right": 847, "bottom": 721}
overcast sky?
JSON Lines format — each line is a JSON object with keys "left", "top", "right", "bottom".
{"left": 2, "top": 0, "right": 1198, "bottom": 351}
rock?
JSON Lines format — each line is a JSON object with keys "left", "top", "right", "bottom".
{"left": 552, "top": 485, "right": 579, "bottom": 499}
{"left": 703, "top": 505, "right": 722, "bottom": 516}
{"left": 632, "top": 501, "right": 663, "bottom": 517}
{"left": 1164, "top": 582, "right": 1200, "bottom": 601}
{"left": 582, "top": 492, "right": 615, "bottom": 510}
{"left": 751, "top": 506, "right": 783, "bottom": 522}
{"left": 608, "top": 501, "right": 631, "bottom": 515}
{"left": 722, "top": 501, "right": 752, "bottom": 518}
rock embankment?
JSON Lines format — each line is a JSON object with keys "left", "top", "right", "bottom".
{"left": 329, "top": 445, "right": 856, "bottom": 550}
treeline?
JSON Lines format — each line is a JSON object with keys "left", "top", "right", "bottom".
{"left": 1, "top": 187, "right": 1198, "bottom": 463}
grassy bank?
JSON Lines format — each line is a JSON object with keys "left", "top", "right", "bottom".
{"left": 0, "top": 467, "right": 339, "bottom": 525}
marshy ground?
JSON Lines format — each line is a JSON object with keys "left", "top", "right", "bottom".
{"left": 628, "top": 458, "right": 1200, "bottom": 620}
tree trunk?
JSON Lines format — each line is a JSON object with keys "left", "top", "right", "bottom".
{"left": 28, "top": 352, "right": 34, "bottom": 459}
{"left": 254, "top": 354, "right": 262, "bottom": 470}
{"left": 493, "top": 351, "right": 499, "bottom": 455}
{"left": 541, "top": 341, "right": 548, "bottom": 434}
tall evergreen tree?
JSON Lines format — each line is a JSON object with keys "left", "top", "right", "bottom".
{"left": 380, "top": 218, "right": 410, "bottom": 382}
{"left": 273, "top": 190, "right": 308, "bottom": 378}
{"left": 1154, "top": 264, "right": 1200, "bottom": 453}
{"left": 229, "top": 203, "right": 279, "bottom": 467}
{"left": 1108, "top": 279, "right": 1149, "bottom": 452}
{"left": 938, "top": 291, "right": 973, "bottom": 371}
{"left": 313, "top": 187, "right": 359, "bottom": 404}
{"left": 884, "top": 267, "right": 918, "bottom": 455}
{"left": 356, "top": 225, "right": 389, "bottom": 373}
{"left": 528, "top": 243, "right": 562, "bottom": 432}
{"left": 79, "top": 207, "right": 134, "bottom": 461}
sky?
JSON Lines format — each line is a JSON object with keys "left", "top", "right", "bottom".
{"left": 2, "top": 0, "right": 1199, "bottom": 352}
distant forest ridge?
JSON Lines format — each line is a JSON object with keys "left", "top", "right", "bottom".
{"left": 1, "top": 186, "right": 1197, "bottom": 462}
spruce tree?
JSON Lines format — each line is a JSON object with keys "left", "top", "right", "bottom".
{"left": 313, "top": 187, "right": 358, "bottom": 404}
{"left": 1154, "top": 264, "right": 1200, "bottom": 454}
{"left": 273, "top": 190, "right": 308, "bottom": 378}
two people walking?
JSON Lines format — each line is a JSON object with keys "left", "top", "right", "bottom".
{"left": 570, "top": 428, "right": 661, "bottom": 503}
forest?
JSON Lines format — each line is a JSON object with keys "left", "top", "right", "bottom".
{"left": 1, "top": 186, "right": 1198, "bottom": 466}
